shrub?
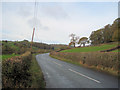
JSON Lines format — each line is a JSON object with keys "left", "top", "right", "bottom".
{"left": 2, "top": 44, "right": 16, "bottom": 54}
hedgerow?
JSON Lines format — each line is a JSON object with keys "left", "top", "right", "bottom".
{"left": 2, "top": 51, "right": 32, "bottom": 88}
{"left": 50, "top": 51, "right": 119, "bottom": 75}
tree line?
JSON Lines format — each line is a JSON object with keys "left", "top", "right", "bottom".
{"left": 90, "top": 18, "right": 120, "bottom": 45}
{"left": 69, "top": 18, "right": 120, "bottom": 47}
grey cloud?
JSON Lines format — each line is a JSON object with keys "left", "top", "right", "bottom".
{"left": 28, "top": 18, "right": 49, "bottom": 31}
{"left": 42, "top": 26, "right": 49, "bottom": 30}
{"left": 39, "top": 3, "right": 68, "bottom": 19}
{"left": 118, "top": 1, "right": 120, "bottom": 18}
{"left": 18, "top": 5, "right": 32, "bottom": 17}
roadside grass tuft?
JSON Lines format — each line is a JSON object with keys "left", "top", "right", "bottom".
{"left": 30, "top": 54, "right": 45, "bottom": 88}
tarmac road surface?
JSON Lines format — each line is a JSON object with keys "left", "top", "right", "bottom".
{"left": 36, "top": 53, "right": 119, "bottom": 88}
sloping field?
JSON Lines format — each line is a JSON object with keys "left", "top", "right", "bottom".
{"left": 112, "top": 49, "right": 120, "bottom": 52}
{"left": 61, "top": 42, "right": 118, "bottom": 52}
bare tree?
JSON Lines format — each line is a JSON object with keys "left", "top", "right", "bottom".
{"left": 69, "top": 33, "right": 79, "bottom": 47}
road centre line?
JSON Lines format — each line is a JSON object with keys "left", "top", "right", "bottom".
{"left": 52, "top": 61, "right": 62, "bottom": 67}
{"left": 68, "top": 69, "right": 101, "bottom": 83}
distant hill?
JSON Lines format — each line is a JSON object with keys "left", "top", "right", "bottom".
{"left": 1, "top": 40, "right": 54, "bottom": 54}
{"left": 50, "top": 44, "right": 71, "bottom": 51}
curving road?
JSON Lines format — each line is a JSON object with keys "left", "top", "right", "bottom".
{"left": 36, "top": 53, "right": 119, "bottom": 88}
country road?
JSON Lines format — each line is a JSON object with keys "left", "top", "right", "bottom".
{"left": 36, "top": 53, "right": 119, "bottom": 88}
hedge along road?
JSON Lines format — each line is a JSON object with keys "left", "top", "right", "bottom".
{"left": 36, "top": 53, "right": 119, "bottom": 88}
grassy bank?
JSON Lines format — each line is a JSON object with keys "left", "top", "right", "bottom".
{"left": 61, "top": 42, "right": 118, "bottom": 52}
{"left": 30, "top": 54, "right": 45, "bottom": 88}
{"left": 50, "top": 51, "right": 119, "bottom": 76}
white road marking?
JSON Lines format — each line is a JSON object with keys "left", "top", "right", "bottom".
{"left": 68, "top": 69, "right": 101, "bottom": 83}
{"left": 46, "top": 73, "right": 50, "bottom": 78}
{"left": 52, "top": 61, "right": 62, "bottom": 67}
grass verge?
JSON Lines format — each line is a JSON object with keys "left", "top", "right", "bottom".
{"left": 30, "top": 54, "right": 45, "bottom": 88}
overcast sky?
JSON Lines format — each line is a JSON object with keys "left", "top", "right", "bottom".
{"left": 1, "top": 1, "right": 118, "bottom": 44}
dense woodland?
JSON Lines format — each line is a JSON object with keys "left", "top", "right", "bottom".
{"left": 89, "top": 18, "right": 120, "bottom": 45}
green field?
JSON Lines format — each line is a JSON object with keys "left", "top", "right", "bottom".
{"left": 1, "top": 54, "right": 19, "bottom": 60}
{"left": 112, "top": 49, "right": 120, "bottom": 52}
{"left": 61, "top": 43, "right": 118, "bottom": 52}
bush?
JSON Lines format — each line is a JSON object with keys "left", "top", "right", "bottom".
{"left": 2, "top": 44, "right": 16, "bottom": 54}
{"left": 2, "top": 51, "right": 32, "bottom": 88}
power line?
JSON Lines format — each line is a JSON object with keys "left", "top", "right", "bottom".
{"left": 31, "top": 0, "right": 38, "bottom": 50}
{"left": 33, "top": 1, "right": 41, "bottom": 43}
{"left": 34, "top": 0, "right": 38, "bottom": 28}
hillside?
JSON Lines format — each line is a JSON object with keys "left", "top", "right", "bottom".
{"left": 61, "top": 42, "right": 118, "bottom": 52}
{"left": 2, "top": 40, "right": 54, "bottom": 54}
{"left": 51, "top": 44, "right": 70, "bottom": 50}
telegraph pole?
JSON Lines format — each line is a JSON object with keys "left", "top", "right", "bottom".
{"left": 31, "top": 27, "right": 35, "bottom": 51}
{"left": 31, "top": 0, "right": 37, "bottom": 51}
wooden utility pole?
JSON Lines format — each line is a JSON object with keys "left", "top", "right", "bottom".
{"left": 31, "top": 27, "right": 35, "bottom": 50}
{"left": 31, "top": 0, "right": 37, "bottom": 51}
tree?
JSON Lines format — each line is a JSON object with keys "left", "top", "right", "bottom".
{"left": 89, "top": 18, "right": 120, "bottom": 45}
{"left": 89, "top": 29, "right": 104, "bottom": 45}
{"left": 111, "top": 18, "right": 120, "bottom": 41}
{"left": 78, "top": 37, "right": 89, "bottom": 47}
{"left": 69, "top": 33, "right": 79, "bottom": 47}
{"left": 103, "top": 24, "right": 112, "bottom": 43}
{"left": 112, "top": 29, "right": 120, "bottom": 41}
